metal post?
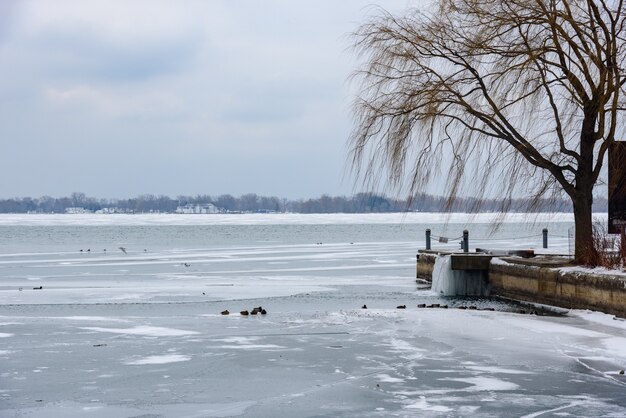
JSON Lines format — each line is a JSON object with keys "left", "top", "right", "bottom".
{"left": 426, "top": 229, "right": 431, "bottom": 250}
{"left": 542, "top": 228, "right": 548, "bottom": 249}
{"left": 463, "top": 230, "right": 469, "bottom": 253}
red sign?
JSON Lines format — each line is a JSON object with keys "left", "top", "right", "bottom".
{"left": 609, "top": 142, "right": 626, "bottom": 233}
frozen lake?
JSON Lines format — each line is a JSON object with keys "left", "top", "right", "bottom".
{"left": 2, "top": 213, "right": 626, "bottom": 417}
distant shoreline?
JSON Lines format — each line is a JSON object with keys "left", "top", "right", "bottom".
{"left": 0, "top": 192, "right": 604, "bottom": 215}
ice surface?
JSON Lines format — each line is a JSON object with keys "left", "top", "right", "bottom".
{"left": 80, "top": 326, "right": 199, "bottom": 337}
{"left": 11, "top": 400, "right": 258, "bottom": 418}
{"left": 57, "top": 316, "right": 131, "bottom": 323}
{"left": 1, "top": 214, "right": 625, "bottom": 417}
{"left": 439, "top": 376, "right": 520, "bottom": 392}
{"left": 0, "top": 212, "right": 583, "bottom": 226}
{"left": 501, "top": 316, "right": 607, "bottom": 338}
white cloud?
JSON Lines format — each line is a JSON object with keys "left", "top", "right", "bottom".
{"left": 44, "top": 85, "right": 184, "bottom": 117}
{"left": 19, "top": 0, "right": 201, "bottom": 43}
{"left": 0, "top": 0, "right": 421, "bottom": 199}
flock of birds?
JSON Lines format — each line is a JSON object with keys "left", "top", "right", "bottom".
{"left": 220, "top": 306, "right": 267, "bottom": 316}
{"left": 214, "top": 303, "right": 504, "bottom": 317}
{"left": 78, "top": 247, "right": 148, "bottom": 254}
{"left": 77, "top": 247, "right": 147, "bottom": 254}
{"left": 359, "top": 303, "right": 548, "bottom": 315}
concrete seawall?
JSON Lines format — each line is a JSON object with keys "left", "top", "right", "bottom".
{"left": 417, "top": 252, "right": 626, "bottom": 317}
{"left": 416, "top": 252, "right": 437, "bottom": 280}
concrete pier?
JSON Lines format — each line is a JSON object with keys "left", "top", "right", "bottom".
{"left": 417, "top": 251, "right": 626, "bottom": 317}
{"left": 450, "top": 254, "right": 492, "bottom": 270}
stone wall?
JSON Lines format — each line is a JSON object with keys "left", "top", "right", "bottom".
{"left": 489, "top": 262, "right": 626, "bottom": 317}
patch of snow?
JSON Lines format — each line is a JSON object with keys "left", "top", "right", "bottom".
{"left": 404, "top": 396, "right": 452, "bottom": 412}
{"left": 376, "top": 374, "right": 405, "bottom": 383}
{"left": 212, "top": 337, "right": 258, "bottom": 344}
{"left": 600, "top": 337, "right": 626, "bottom": 360}
{"left": 80, "top": 326, "right": 198, "bottom": 337}
{"left": 571, "top": 310, "right": 626, "bottom": 330}
{"left": 520, "top": 400, "right": 586, "bottom": 418}
{"left": 440, "top": 376, "right": 519, "bottom": 391}
{"left": 211, "top": 336, "right": 286, "bottom": 350}
{"left": 558, "top": 266, "right": 626, "bottom": 277}
{"left": 388, "top": 338, "right": 426, "bottom": 353}
{"left": 503, "top": 317, "right": 606, "bottom": 338}
{"left": 125, "top": 354, "right": 191, "bottom": 365}
{"left": 61, "top": 316, "right": 130, "bottom": 323}
{"left": 215, "top": 344, "right": 286, "bottom": 351}
{"left": 490, "top": 257, "right": 513, "bottom": 266}
{"left": 464, "top": 365, "right": 533, "bottom": 375}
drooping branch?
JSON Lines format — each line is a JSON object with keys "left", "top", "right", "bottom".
{"left": 350, "top": 0, "right": 625, "bottom": 210}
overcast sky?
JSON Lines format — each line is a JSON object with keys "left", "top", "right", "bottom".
{"left": 0, "top": 0, "right": 422, "bottom": 199}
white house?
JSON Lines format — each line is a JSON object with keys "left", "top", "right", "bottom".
{"left": 65, "top": 207, "right": 91, "bottom": 214}
{"left": 175, "top": 203, "right": 220, "bottom": 214}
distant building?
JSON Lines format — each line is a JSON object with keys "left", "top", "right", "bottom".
{"left": 65, "top": 207, "right": 91, "bottom": 214}
{"left": 95, "top": 207, "right": 134, "bottom": 214}
{"left": 175, "top": 203, "right": 220, "bottom": 214}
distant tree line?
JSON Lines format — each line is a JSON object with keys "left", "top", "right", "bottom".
{"left": 0, "top": 192, "right": 608, "bottom": 214}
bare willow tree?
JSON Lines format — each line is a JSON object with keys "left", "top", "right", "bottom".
{"left": 350, "top": 0, "right": 625, "bottom": 264}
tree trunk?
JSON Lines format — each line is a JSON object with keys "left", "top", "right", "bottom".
{"left": 572, "top": 193, "right": 597, "bottom": 265}
{"left": 570, "top": 107, "right": 600, "bottom": 265}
